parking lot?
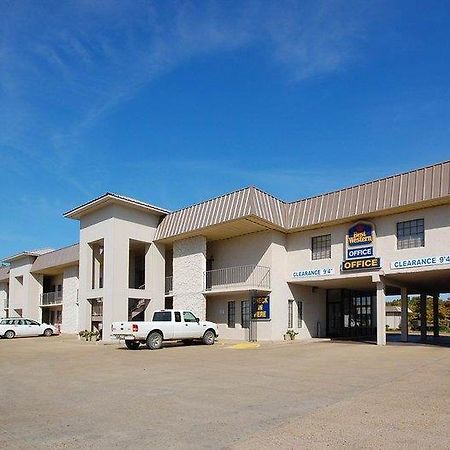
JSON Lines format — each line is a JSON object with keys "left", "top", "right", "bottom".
{"left": 1, "top": 336, "right": 449, "bottom": 449}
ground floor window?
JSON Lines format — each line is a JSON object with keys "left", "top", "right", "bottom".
{"left": 241, "top": 301, "right": 250, "bottom": 329}
{"left": 228, "top": 301, "right": 235, "bottom": 328}
{"left": 288, "top": 299, "right": 294, "bottom": 328}
{"left": 296, "top": 300, "right": 303, "bottom": 328}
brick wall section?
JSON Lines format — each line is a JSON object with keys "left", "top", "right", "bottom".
{"left": 173, "top": 236, "right": 206, "bottom": 319}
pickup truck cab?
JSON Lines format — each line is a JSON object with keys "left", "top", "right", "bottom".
{"left": 111, "top": 310, "right": 219, "bottom": 350}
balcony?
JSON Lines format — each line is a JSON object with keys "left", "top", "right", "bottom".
{"left": 40, "top": 290, "right": 63, "bottom": 306}
{"left": 165, "top": 276, "right": 173, "bottom": 295}
{"left": 204, "top": 265, "right": 270, "bottom": 293}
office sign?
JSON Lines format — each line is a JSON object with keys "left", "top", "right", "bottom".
{"left": 390, "top": 255, "right": 450, "bottom": 270}
{"left": 252, "top": 296, "right": 270, "bottom": 320}
{"left": 347, "top": 246, "right": 373, "bottom": 259}
{"left": 342, "top": 257, "right": 381, "bottom": 271}
{"left": 342, "top": 221, "right": 379, "bottom": 271}
{"left": 292, "top": 268, "right": 335, "bottom": 278}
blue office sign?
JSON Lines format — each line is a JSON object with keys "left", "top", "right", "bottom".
{"left": 252, "top": 296, "right": 270, "bottom": 320}
{"left": 347, "top": 246, "right": 373, "bottom": 259}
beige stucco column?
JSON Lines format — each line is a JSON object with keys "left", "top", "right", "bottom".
{"left": 433, "top": 293, "right": 440, "bottom": 338}
{"left": 420, "top": 293, "right": 427, "bottom": 342}
{"left": 173, "top": 236, "right": 207, "bottom": 319}
{"left": 400, "top": 287, "right": 408, "bottom": 342}
{"left": 376, "top": 281, "right": 386, "bottom": 346}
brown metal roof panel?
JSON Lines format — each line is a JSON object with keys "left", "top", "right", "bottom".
{"left": 441, "top": 162, "right": 450, "bottom": 196}
{"left": 431, "top": 163, "right": 442, "bottom": 198}
{"left": 31, "top": 244, "right": 79, "bottom": 273}
{"left": 423, "top": 166, "right": 433, "bottom": 200}
{"left": 0, "top": 266, "right": 9, "bottom": 282}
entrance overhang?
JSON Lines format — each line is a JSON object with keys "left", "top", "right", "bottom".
{"left": 288, "top": 272, "right": 376, "bottom": 291}
{"left": 383, "top": 267, "right": 450, "bottom": 295}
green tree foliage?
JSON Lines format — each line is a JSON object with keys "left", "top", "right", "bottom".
{"left": 387, "top": 296, "right": 450, "bottom": 330}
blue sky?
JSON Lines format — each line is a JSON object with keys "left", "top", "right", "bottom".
{"left": 1, "top": 0, "right": 450, "bottom": 257}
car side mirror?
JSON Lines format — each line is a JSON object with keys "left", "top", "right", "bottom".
{"left": 196, "top": 318, "right": 200, "bottom": 324}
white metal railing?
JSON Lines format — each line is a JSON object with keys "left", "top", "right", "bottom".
{"left": 165, "top": 276, "right": 173, "bottom": 295}
{"left": 204, "top": 265, "right": 270, "bottom": 291}
{"left": 40, "top": 290, "right": 63, "bottom": 306}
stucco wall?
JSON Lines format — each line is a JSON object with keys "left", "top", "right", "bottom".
{"left": 173, "top": 236, "right": 207, "bottom": 319}
{"left": 286, "top": 204, "right": 450, "bottom": 282}
{"left": 78, "top": 204, "right": 162, "bottom": 339}
{"left": 207, "top": 231, "right": 272, "bottom": 269}
{"left": 0, "top": 281, "right": 8, "bottom": 312}
{"left": 206, "top": 293, "right": 250, "bottom": 340}
{"left": 61, "top": 265, "right": 79, "bottom": 333}
{"left": 7, "top": 256, "right": 42, "bottom": 320}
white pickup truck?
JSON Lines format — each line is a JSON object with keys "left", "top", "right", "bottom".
{"left": 111, "top": 310, "right": 219, "bottom": 350}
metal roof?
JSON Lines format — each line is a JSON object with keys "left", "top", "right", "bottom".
{"left": 64, "top": 192, "right": 170, "bottom": 220}
{"left": 31, "top": 244, "right": 79, "bottom": 273}
{"left": 156, "top": 160, "right": 450, "bottom": 241}
{"left": 2, "top": 248, "right": 54, "bottom": 263}
{"left": 155, "top": 187, "right": 287, "bottom": 241}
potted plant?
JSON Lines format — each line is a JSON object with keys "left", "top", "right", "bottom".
{"left": 284, "top": 329, "right": 299, "bottom": 340}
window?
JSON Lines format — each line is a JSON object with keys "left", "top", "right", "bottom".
{"left": 25, "top": 319, "right": 39, "bottom": 326}
{"left": 241, "top": 301, "right": 250, "bottom": 329}
{"left": 297, "top": 301, "right": 303, "bottom": 328}
{"left": 174, "top": 312, "right": 181, "bottom": 322}
{"left": 312, "top": 234, "right": 331, "bottom": 260}
{"left": 397, "top": 219, "right": 424, "bottom": 249}
{"left": 288, "top": 300, "right": 294, "bottom": 328}
{"left": 153, "top": 311, "right": 172, "bottom": 322}
{"left": 227, "top": 301, "right": 235, "bottom": 328}
{"left": 183, "top": 312, "right": 198, "bottom": 323}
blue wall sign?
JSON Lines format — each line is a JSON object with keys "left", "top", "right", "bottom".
{"left": 347, "top": 246, "right": 373, "bottom": 259}
{"left": 252, "top": 296, "right": 270, "bottom": 320}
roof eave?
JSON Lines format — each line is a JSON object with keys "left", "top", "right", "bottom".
{"left": 64, "top": 193, "right": 170, "bottom": 220}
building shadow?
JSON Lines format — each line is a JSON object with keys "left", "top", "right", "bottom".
{"left": 387, "top": 332, "right": 450, "bottom": 347}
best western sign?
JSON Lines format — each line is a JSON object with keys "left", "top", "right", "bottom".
{"left": 342, "top": 222, "right": 380, "bottom": 272}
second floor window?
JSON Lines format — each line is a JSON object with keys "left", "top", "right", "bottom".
{"left": 397, "top": 219, "right": 424, "bottom": 249}
{"left": 312, "top": 234, "right": 331, "bottom": 260}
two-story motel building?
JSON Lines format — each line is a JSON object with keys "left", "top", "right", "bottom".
{"left": 1, "top": 160, "right": 450, "bottom": 345}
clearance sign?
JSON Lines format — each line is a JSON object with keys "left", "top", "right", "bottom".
{"left": 342, "top": 221, "right": 380, "bottom": 272}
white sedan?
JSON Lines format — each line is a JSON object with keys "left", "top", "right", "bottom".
{"left": 0, "top": 318, "right": 58, "bottom": 339}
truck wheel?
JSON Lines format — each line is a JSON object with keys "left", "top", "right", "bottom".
{"left": 125, "top": 340, "right": 140, "bottom": 350}
{"left": 146, "top": 332, "right": 163, "bottom": 350}
{"left": 202, "top": 330, "right": 215, "bottom": 345}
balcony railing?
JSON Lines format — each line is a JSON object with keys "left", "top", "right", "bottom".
{"left": 204, "top": 265, "right": 270, "bottom": 292}
{"left": 40, "top": 290, "right": 63, "bottom": 306}
{"left": 165, "top": 276, "right": 173, "bottom": 295}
